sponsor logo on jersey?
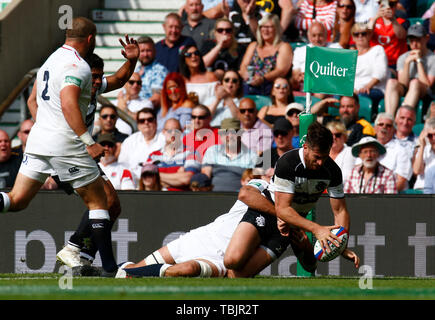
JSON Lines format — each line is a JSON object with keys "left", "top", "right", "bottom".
{"left": 68, "top": 166, "right": 80, "bottom": 175}
{"left": 64, "top": 76, "right": 82, "bottom": 87}
{"left": 255, "top": 215, "right": 266, "bottom": 227}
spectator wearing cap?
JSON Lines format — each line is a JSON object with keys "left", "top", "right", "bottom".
{"left": 93, "top": 105, "right": 129, "bottom": 159}
{"left": 384, "top": 23, "right": 435, "bottom": 116}
{"left": 374, "top": 112, "right": 412, "bottom": 191}
{"left": 285, "top": 102, "right": 304, "bottom": 148}
{"left": 326, "top": 121, "right": 356, "bottom": 184}
{"left": 118, "top": 108, "right": 166, "bottom": 180}
{"left": 259, "top": 118, "right": 294, "bottom": 171}
{"left": 412, "top": 118, "right": 435, "bottom": 192}
{"left": 98, "top": 133, "right": 135, "bottom": 190}
{"left": 201, "top": 117, "right": 258, "bottom": 192}
{"left": 237, "top": 97, "right": 273, "bottom": 155}
{"left": 138, "top": 163, "right": 162, "bottom": 191}
{"left": 344, "top": 136, "right": 397, "bottom": 193}
{"left": 147, "top": 118, "right": 200, "bottom": 191}
{"left": 189, "top": 172, "right": 213, "bottom": 191}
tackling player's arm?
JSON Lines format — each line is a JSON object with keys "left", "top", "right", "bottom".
{"left": 27, "top": 80, "right": 38, "bottom": 121}
{"left": 238, "top": 185, "right": 275, "bottom": 216}
{"left": 103, "top": 35, "right": 139, "bottom": 93}
{"left": 60, "top": 85, "right": 104, "bottom": 160}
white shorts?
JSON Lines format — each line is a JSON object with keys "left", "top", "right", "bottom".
{"left": 19, "top": 153, "right": 100, "bottom": 189}
{"left": 167, "top": 225, "right": 227, "bottom": 277}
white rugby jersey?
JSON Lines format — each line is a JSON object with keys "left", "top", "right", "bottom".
{"left": 26, "top": 45, "right": 92, "bottom": 156}
{"left": 205, "top": 179, "right": 270, "bottom": 240}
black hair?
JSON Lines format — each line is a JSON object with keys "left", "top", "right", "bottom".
{"left": 306, "top": 122, "right": 333, "bottom": 154}
{"left": 179, "top": 45, "right": 206, "bottom": 79}
{"left": 86, "top": 53, "right": 104, "bottom": 70}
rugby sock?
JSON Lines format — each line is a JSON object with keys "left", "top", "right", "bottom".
{"left": 68, "top": 210, "right": 91, "bottom": 249}
{"left": 0, "top": 192, "right": 10, "bottom": 213}
{"left": 89, "top": 209, "right": 117, "bottom": 273}
{"left": 124, "top": 264, "right": 171, "bottom": 277}
{"left": 80, "top": 220, "right": 115, "bottom": 261}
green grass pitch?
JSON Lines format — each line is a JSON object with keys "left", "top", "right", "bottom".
{"left": 0, "top": 274, "right": 433, "bottom": 300}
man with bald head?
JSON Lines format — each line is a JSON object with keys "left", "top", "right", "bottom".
{"left": 291, "top": 21, "right": 342, "bottom": 93}
{"left": 13, "top": 119, "right": 34, "bottom": 158}
{"left": 0, "top": 130, "right": 21, "bottom": 188}
{"left": 0, "top": 17, "right": 120, "bottom": 276}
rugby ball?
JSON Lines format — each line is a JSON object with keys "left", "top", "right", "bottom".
{"left": 313, "top": 226, "right": 348, "bottom": 262}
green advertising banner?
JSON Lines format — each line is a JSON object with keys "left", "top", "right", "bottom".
{"left": 303, "top": 46, "right": 358, "bottom": 96}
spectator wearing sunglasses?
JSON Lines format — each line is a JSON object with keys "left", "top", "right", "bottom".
{"left": 97, "top": 133, "right": 136, "bottom": 190}
{"left": 205, "top": 70, "right": 243, "bottom": 127}
{"left": 237, "top": 97, "right": 273, "bottom": 155}
{"left": 157, "top": 72, "right": 195, "bottom": 133}
{"left": 373, "top": 112, "right": 412, "bottom": 191}
{"left": 117, "top": 72, "right": 154, "bottom": 122}
{"left": 332, "top": 0, "right": 356, "bottom": 49}
{"left": 202, "top": 18, "right": 244, "bottom": 80}
{"left": 181, "top": 0, "right": 216, "bottom": 52}
{"left": 183, "top": 104, "right": 221, "bottom": 162}
{"left": 352, "top": 22, "right": 389, "bottom": 112}
{"left": 258, "top": 77, "right": 294, "bottom": 129}
{"left": 258, "top": 117, "right": 294, "bottom": 171}
{"left": 118, "top": 108, "right": 165, "bottom": 180}
{"left": 180, "top": 44, "right": 219, "bottom": 105}
{"left": 13, "top": 119, "right": 34, "bottom": 158}
{"left": 326, "top": 121, "right": 356, "bottom": 184}
{"left": 201, "top": 117, "right": 258, "bottom": 192}
{"left": 93, "top": 105, "right": 129, "bottom": 160}
{"left": 239, "top": 14, "right": 293, "bottom": 96}
{"left": 412, "top": 118, "right": 435, "bottom": 192}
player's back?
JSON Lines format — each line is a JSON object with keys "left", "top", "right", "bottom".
{"left": 26, "top": 45, "right": 92, "bottom": 157}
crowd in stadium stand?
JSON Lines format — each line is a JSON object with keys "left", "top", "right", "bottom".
{"left": 4, "top": 0, "right": 435, "bottom": 194}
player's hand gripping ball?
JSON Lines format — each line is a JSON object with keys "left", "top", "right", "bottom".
{"left": 314, "top": 226, "right": 348, "bottom": 262}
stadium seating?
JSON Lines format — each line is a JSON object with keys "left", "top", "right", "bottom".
{"left": 245, "top": 95, "right": 272, "bottom": 111}
{"left": 412, "top": 123, "right": 424, "bottom": 136}
{"left": 358, "top": 95, "right": 373, "bottom": 121}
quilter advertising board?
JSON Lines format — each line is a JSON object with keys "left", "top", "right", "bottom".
{"left": 303, "top": 46, "right": 358, "bottom": 97}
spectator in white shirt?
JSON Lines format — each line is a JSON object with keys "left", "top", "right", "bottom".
{"left": 413, "top": 118, "right": 435, "bottom": 191}
{"left": 118, "top": 108, "right": 165, "bottom": 180}
{"left": 374, "top": 112, "right": 413, "bottom": 191}
{"left": 97, "top": 133, "right": 136, "bottom": 190}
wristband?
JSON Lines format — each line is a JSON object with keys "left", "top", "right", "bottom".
{"left": 79, "top": 131, "right": 96, "bottom": 146}
{"left": 416, "top": 58, "right": 422, "bottom": 64}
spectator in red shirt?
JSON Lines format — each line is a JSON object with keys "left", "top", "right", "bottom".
{"left": 148, "top": 118, "right": 200, "bottom": 191}
{"left": 368, "top": 0, "right": 408, "bottom": 72}
{"left": 183, "top": 104, "right": 221, "bottom": 162}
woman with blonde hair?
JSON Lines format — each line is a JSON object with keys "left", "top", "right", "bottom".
{"left": 239, "top": 13, "right": 293, "bottom": 96}
{"left": 202, "top": 18, "right": 243, "bottom": 80}
{"left": 326, "top": 121, "right": 356, "bottom": 183}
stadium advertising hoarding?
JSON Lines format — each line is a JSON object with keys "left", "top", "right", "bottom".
{"left": 0, "top": 191, "right": 433, "bottom": 277}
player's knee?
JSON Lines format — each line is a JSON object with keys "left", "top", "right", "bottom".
{"left": 223, "top": 253, "right": 244, "bottom": 270}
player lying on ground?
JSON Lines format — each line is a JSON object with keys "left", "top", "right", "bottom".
{"left": 112, "top": 174, "right": 359, "bottom": 278}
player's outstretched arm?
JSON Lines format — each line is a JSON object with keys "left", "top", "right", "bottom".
{"left": 104, "top": 35, "right": 139, "bottom": 93}
{"left": 329, "top": 197, "right": 350, "bottom": 232}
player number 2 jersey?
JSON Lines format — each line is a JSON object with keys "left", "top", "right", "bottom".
{"left": 26, "top": 45, "right": 92, "bottom": 156}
